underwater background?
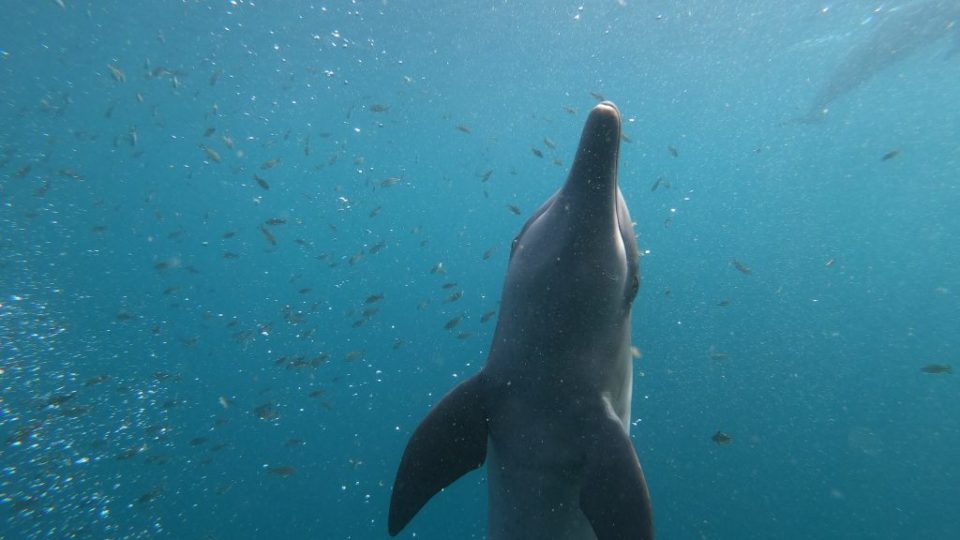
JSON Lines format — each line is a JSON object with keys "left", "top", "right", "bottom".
{"left": 1, "top": 1, "right": 958, "bottom": 538}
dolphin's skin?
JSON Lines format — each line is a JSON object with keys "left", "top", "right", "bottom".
{"left": 388, "top": 102, "right": 653, "bottom": 540}
{"left": 797, "top": 0, "right": 960, "bottom": 123}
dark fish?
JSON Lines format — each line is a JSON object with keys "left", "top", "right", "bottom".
{"left": 920, "top": 364, "right": 952, "bottom": 374}
{"left": 85, "top": 374, "right": 109, "bottom": 386}
{"left": 480, "top": 310, "right": 496, "bottom": 323}
{"left": 589, "top": 91, "right": 605, "bottom": 101}
{"left": 480, "top": 170, "right": 493, "bottom": 182}
{"left": 443, "top": 315, "right": 464, "bottom": 330}
{"left": 482, "top": 247, "right": 496, "bottom": 260}
{"left": 258, "top": 225, "right": 277, "bottom": 247}
{"left": 260, "top": 158, "right": 281, "bottom": 170}
{"left": 137, "top": 489, "right": 162, "bottom": 504}
{"left": 264, "top": 218, "right": 287, "bottom": 226}
{"left": 254, "top": 175, "right": 270, "bottom": 190}
{"left": 531, "top": 148, "right": 544, "bottom": 158}
{"left": 222, "top": 231, "right": 236, "bottom": 239}
{"left": 506, "top": 204, "right": 521, "bottom": 216}
{"left": 369, "top": 104, "right": 389, "bottom": 113}
{"left": 254, "top": 403, "right": 279, "bottom": 421}
{"left": 732, "top": 260, "right": 752, "bottom": 275}
{"left": 881, "top": 150, "right": 900, "bottom": 161}
{"left": 441, "top": 282, "right": 458, "bottom": 290}
{"left": 369, "top": 206, "right": 382, "bottom": 218}
{"left": 266, "top": 465, "right": 296, "bottom": 477}
{"left": 717, "top": 299, "right": 731, "bottom": 307}
{"left": 456, "top": 124, "right": 472, "bottom": 134}
{"left": 202, "top": 127, "right": 216, "bottom": 137}
{"left": 189, "top": 437, "right": 208, "bottom": 446}
{"left": 369, "top": 240, "right": 387, "bottom": 254}
{"left": 668, "top": 145, "right": 679, "bottom": 157}
{"left": 344, "top": 351, "right": 364, "bottom": 362}
{"left": 711, "top": 431, "right": 733, "bottom": 445}
{"left": 444, "top": 290, "right": 463, "bottom": 303}
{"left": 650, "top": 177, "right": 670, "bottom": 192}
{"left": 543, "top": 137, "right": 556, "bottom": 149}
{"left": 285, "top": 438, "right": 305, "bottom": 447}
{"left": 365, "top": 293, "right": 384, "bottom": 304}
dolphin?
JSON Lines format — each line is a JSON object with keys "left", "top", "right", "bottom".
{"left": 796, "top": 0, "right": 960, "bottom": 123}
{"left": 388, "top": 102, "right": 653, "bottom": 540}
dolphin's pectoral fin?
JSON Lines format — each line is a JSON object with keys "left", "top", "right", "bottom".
{"left": 388, "top": 373, "right": 488, "bottom": 536}
{"left": 579, "top": 413, "right": 654, "bottom": 540}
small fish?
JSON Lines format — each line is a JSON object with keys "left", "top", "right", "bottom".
{"left": 222, "top": 134, "right": 235, "bottom": 149}
{"left": 480, "top": 310, "right": 496, "bottom": 323}
{"left": 202, "top": 127, "right": 216, "bottom": 137}
{"left": 480, "top": 170, "right": 493, "bottom": 183}
{"left": 881, "top": 150, "right": 900, "bottom": 162}
{"left": 254, "top": 175, "right": 270, "bottom": 190}
{"left": 589, "top": 91, "right": 606, "bottom": 101}
{"left": 253, "top": 403, "right": 279, "bottom": 421}
{"left": 562, "top": 106, "right": 577, "bottom": 115}
{"left": 531, "top": 148, "right": 544, "bottom": 158}
{"left": 223, "top": 251, "right": 240, "bottom": 259}
{"left": 380, "top": 176, "right": 402, "bottom": 188}
{"left": 456, "top": 124, "right": 472, "bottom": 134}
{"left": 106, "top": 64, "right": 126, "bottom": 83}
{"left": 85, "top": 374, "right": 109, "bottom": 386}
{"left": 650, "top": 177, "right": 671, "bottom": 192}
{"left": 716, "top": 299, "right": 731, "bottom": 307}
{"left": 482, "top": 247, "right": 496, "bottom": 260}
{"left": 368, "top": 240, "right": 387, "bottom": 254}
{"left": 711, "top": 431, "right": 733, "bottom": 445}
{"left": 222, "top": 231, "right": 236, "bottom": 239}
{"left": 441, "top": 282, "right": 458, "bottom": 290}
{"left": 920, "top": 364, "right": 952, "bottom": 374}
{"left": 543, "top": 137, "right": 556, "bottom": 149}
{"left": 443, "top": 315, "right": 464, "bottom": 330}
{"left": 266, "top": 465, "right": 296, "bottom": 477}
{"left": 264, "top": 218, "right": 287, "bottom": 226}
{"left": 732, "top": 260, "right": 752, "bottom": 275}
{"left": 444, "top": 290, "right": 464, "bottom": 303}
{"left": 259, "top": 225, "right": 277, "bottom": 246}
{"left": 369, "top": 104, "right": 389, "bottom": 113}
{"left": 430, "top": 262, "right": 445, "bottom": 275}
{"left": 209, "top": 68, "right": 223, "bottom": 86}
{"left": 200, "top": 144, "right": 221, "bottom": 163}
{"left": 344, "top": 351, "right": 364, "bottom": 362}
{"left": 189, "top": 437, "right": 208, "bottom": 446}
{"left": 506, "top": 204, "right": 522, "bottom": 216}
{"left": 260, "top": 158, "right": 281, "bottom": 170}
{"left": 365, "top": 293, "right": 384, "bottom": 304}
{"left": 668, "top": 145, "right": 679, "bottom": 157}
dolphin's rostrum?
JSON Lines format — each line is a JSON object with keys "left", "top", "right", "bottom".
{"left": 389, "top": 102, "right": 653, "bottom": 540}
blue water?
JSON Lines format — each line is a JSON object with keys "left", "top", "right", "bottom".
{"left": 2, "top": 1, "right": 958, "bottom": 538}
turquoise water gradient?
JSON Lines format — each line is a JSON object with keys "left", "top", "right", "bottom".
{"left": 1, "top": 1, "right": 958, "bottom": 538}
